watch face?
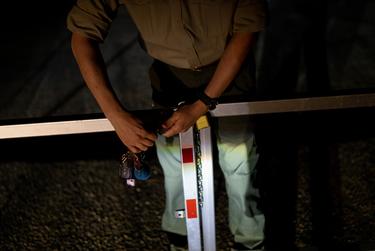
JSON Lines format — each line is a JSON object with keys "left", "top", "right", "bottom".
{"left": 197, "top": 91, "right": 218, "bottom": 110}
{"left": 208, "top": 99, "right": 218, "bottom": 110}
{"left": 208, "top": 102, "right": 216, "bottom": 110}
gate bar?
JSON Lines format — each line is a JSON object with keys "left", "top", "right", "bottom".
{"left": 211, "top": 93, "right": 375, "bottom": 117}
{"left": 1, "top": 93, "right": 375, "bottom": 139}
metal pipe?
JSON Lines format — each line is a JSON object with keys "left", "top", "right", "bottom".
{"left": 1, "top": 93, "right": 375, "bottom": 139}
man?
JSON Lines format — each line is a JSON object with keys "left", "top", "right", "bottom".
{"left": 67, "top": 1, "right": 265, "bottom": 250}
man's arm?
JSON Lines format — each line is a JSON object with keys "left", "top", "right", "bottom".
{"left": 71, "top": 33, "right": 156, "bottom": 153}
{"left": 162, "top": 32, "right": 255, "bottom": 137}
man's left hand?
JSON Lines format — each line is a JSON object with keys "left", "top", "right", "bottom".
{"left": 162, "top": 100, "right": 208, "bottom": 137}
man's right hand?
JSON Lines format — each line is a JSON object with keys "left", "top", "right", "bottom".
{"left": 109, "top": 110, "right": 157, "bottom": 153}
{"left": 70, "top": 33, "right": 156, "bottom": 153}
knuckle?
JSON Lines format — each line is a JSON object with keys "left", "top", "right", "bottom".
{"left": 176, "top": 125, "right": 183, "bottom": 132}
{"left": 129, "top": 147, "right": 137, "bottom": 153}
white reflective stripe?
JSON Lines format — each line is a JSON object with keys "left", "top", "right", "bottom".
{"left": 210, "top": 93, "right": 375, "bottom": 117}
{"left": 199, "top": 127, "right": 216, "bottom": 251}
{"left": 180, "top": 128, "right": 202, "bottom": 251}
{"left": 1, "top": 94, "right": 375, "bottom": 139}
{"left": 0, "top": 118, "right": 114, "bottom": 139}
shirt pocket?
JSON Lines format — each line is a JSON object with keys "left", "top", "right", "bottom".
{"left": 188, "top": 1, "right": 228, "bottom": 37}
{"left": 123, "top": 0, "right": 156, "bottom": 39}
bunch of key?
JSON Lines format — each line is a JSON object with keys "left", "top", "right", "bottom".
{"left": 119, "top": 151, "right": 151, "bottom": 187}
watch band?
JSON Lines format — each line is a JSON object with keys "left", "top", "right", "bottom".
{"left": 197, "top": 92, "right": 218, "bottom": 110}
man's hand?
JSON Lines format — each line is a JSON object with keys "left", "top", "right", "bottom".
{"left": 71, "top": 33, "right": 156, "bottom": 153}
{"left": 160, "top": 32, "right": 254, "bottom": 138}
{"left": 109, "top": 110, "right": 157, "bottom": 153}
{"left": 162, "top": 100, "right": 208, "bottom": 138}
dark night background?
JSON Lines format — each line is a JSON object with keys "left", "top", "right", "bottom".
{"left": 0, "top": 1, "right": 374, "bottom": 250}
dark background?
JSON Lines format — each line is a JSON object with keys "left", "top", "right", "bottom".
{"left": 0, "top": 1, "right": 374, "bottom": 250}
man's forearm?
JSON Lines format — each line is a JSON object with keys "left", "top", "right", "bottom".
{"left": 71, "top": 33, "right": 157, "bottom": 152}
{"left": 161, "top": 32, "right": 255, "bottom": 137}
{"left": 204, "top": 32, "right": 254, "bottom": 99}
{"left": 71, "top": 33, "right": 125, "bottom": 119}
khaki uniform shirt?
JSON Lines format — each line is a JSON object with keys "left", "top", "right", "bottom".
{"left": 67, "top": 0, "right": 265, "bottom": 70}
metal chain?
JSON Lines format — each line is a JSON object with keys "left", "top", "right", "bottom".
{"left": 194, "top": 127, "right": 204, "bottom": 208}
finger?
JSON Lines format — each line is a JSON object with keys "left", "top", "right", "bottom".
{"left": 141, "top": 138, "right": 154, "bottom": 147}
{"left": 143, "top": 131, "right": 157, "bottom": 141}
{"left": 163, "top": 125, "right": 181, "bottom": 138}
{"left": 134, "top": 137, "right": 152, "bottom": 151}
{"left": 132, "top": 140, "right": 148, "bottom": 151}
{"left": 136, "top": 143, "right": 148, "bottom": 152}
{"left": 128, "top": 145, "right": 142, "bottom": 153}
{"left": 162, "top": 115, "right": 178, "bottom": 129}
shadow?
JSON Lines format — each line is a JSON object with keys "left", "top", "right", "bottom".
{"left": 255, "top": 0, "right": 370, "bottom": 250}
{"left": 255, "top": 113, "right": 299, "bottom": 251}
{"left": 257, "top": 0, "right": 331, "bottom": 99}
{"left": 43, "top": 37, "right": 138, "bottom": 117}
{"left": 326, "top": 0, "right": 370, "bottom": 86}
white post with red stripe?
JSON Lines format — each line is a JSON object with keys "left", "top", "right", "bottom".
{"left": 179, "top": 115, "right": 216, "bottom": 251}
{"left": 180, "top": 127, "right": 202, "bottom": 251}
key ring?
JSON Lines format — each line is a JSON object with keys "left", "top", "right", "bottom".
{"left": 119, "top": 151, "right": 150, "bottom": 187}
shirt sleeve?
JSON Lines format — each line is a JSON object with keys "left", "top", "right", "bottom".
{"left": 67, "top": 0, "right": 120, "bottom": 42}
{"left": 233, "top": 0, "right": 266, "bottom": 33}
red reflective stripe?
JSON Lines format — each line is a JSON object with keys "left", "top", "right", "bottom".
{"left": 182, "top": 148, "right": 194, "bottom": 163}
{"left": 186, "top": 199, "right": 198, "bottom": 219}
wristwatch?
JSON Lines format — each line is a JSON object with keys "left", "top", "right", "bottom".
{"left": 197, "top": 92, "right": 219, "bottom": 110}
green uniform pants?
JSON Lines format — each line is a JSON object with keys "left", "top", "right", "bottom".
{"left": 155, "top": 116, "right": 265, "bottom": 249}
